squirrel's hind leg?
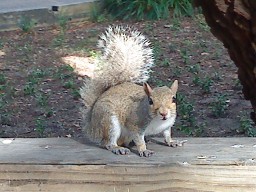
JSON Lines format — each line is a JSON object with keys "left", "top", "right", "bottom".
{"left": 105, "top": 115, "right": 130, "bottom": 155}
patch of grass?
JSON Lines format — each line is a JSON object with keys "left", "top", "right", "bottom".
{"left": 168, "top": 43, "right": 178, "bottom": 52}
{"left": 160, "top": 58, "right": 171, "bottom": 67}
{"left": 35, "top": 92, "right": 48, "bottom": 107}
{"left": 210, "top": 94, "right": 229, "bottom": 118}
{"left": 35, "top": 117, "right": 46, "bottom": 137}
{"left": 52, "top": 33, "right": 65, "bottom": 47}
{"left": 71, "top": 89, "right": 81, "bottom": 100}
{"left": 63, "top": 80, "right": 75, "bottom": 89}
{"left": 198, "top": 40, "right": 208, "bottom": 51}
{"left": 103, "top": 0, "right": 193, "bottom": 20}
{"left": 0, "top": 95, "right": 5, "bottom": 109}
{"left": 153, "top": 41, "right": 162, "bottom": 61}
{"left": 200, "top": 77, "right": 213, "bottom": 93}
{"left": 18, "top": 16, "right": 37, "bottom": 32}
{"left": 233, "top": 79, "right": 243, "bottom": 90}
{"left": 239, "top": 115, "right": 256, "bottom": 137}
{"left": 4, "top": 85, "right": 16, "bottom": 98}
{"left": 57, "top": 16, "right": 69, "bottom": 32}
{"left": 176, "top": 93, "right": 196, "bottom": 135}
{"left": 23, "top": 82, "right": 35, "bottom": 96}
{"left": 172, "top": 66, "right": 182, "bottom": 77}
{"left": 0, "top": 113, "right": 12, "bottom": 126}
{"left": 187, "top": 63, "right": 201, "bottom": 74}
{"left": 0, "top": 85, "right": 5, "bottom": 91}
{"left": 170, "top": 18, "right": 181, "bottom": 30}
{"left": 0, "top": 40, "right": 4, "bottom": 48}
{"left": 194, "top": 14, "right": 210, "bottom": 31}
{"left": 170, "top": 0, "right": 194, "bottom": 18}
{"left": 45, "top": 109, "right": 54, "bottom": 118}
{"left": 193, "top": 75, "right": 213, "bottom": 93}
{"left": 90, "top": 4, "right": 110, "bottom": 22}
{"left": 55, "top": 65, "right": 74, "bottom": 80}
{"left": 212, "top": 71, "right": 222, "bottom": 81}
{"left": 28, "top": 68, "right": 48, "bottom": 84}
{"left": 180, "top": 48, "right": 190, "bottom": 65}
{"left": 21, "top": 43, "right": 33, "bottom": 52}
{"left": 144, "top": 23, "right": 154, "bottom": 34}
{"left": 0, "top": 73, "right": 6, "bottom": 84}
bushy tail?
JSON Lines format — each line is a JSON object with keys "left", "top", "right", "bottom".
{"left": 80, "top": 25, "right": 154, "bottom": 138}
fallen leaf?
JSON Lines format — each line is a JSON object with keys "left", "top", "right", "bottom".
{"left": 0, "top": 50, "right": 5, "bottom": 56}
{"left": 1, "top": 139, "right": 13, "bottom": 144}
{"left": 197, "top": 155, "right": 207, "bottom": 159}
{"left": 231, "top": 144, "right": 244, "bottom": 148}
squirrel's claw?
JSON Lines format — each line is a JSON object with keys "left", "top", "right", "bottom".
{"left": 111, "top": 147, "right": 130, "bottom": 155}
{"left": 139, "top": 149, "right": 154, "bottom": 157}
{"left": 165, "top": 139, "right": 187, "bottom": 147}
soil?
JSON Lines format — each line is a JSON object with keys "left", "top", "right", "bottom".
{"left": 0, "top": 15, "right": 255, "bottom": 139}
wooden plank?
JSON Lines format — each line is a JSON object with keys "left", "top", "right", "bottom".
{"left": 0, "top": 137, "right": 256, "bottom": 165}
{"left": 0, "top": 137, "right": 256, "bottom": 191}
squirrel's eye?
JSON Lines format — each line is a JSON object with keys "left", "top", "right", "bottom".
{"left": 148, "top": 97, "right": 153, "bottom": 105}
{"left": 172, "top": 97, "right": 176, "bottom": 103}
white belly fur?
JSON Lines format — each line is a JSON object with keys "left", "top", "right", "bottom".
{"left": 144, "top": 116, "right": 176, "bottom": 136}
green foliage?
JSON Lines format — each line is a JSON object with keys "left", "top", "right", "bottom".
{"left": 0, "top": 113, "right": 12, "bottom": 126}
{"left": 169, "top": 0, "right": 194, "bottom": 18}
{"left": 200, "top": 77, "right": 213, "bottom": 93}
{"left": 23, "top": 82, "right": 35, "bottom": 96}
{"left": 90, "top": 4, "right": 110, "bottom": 22}
{"left": 0, "top": 94, "right": 4, "bottom": 109}
{"left": 172, "top": 66, "right": 182, "bottom": 77}
{"left": 239, "top": 116, "right": 256, "bottom": 137}
{"left": 194, "top": 14, "right": 210, "bottom": 31}
{"left": 152, "top": 41, "right": 162, "bottom": 61}
{"left": 170, "top": 18, "right": 181, "bottom": 30}
{"left": 35, "top": 92, "right": 48, "bottom": 107}
{"left": 57, "top": 16, "right": 69, "bottom": 32}
{"left": 180, "top": 49, "right": 190, "bottom": 65}
{"left": 210, "top": 94, "right": 229, "bottom": 118}
{"left": 18, "top": 16, "right": 36, "bottom": 32}
{"left": 28, "top": 68, "right": 48, "bottom": 84}
{"left": 176, "top": 93, "right": 195, "bottom": 135}
{"left": 72, "top": 89, "right": 81, "bottom": 100}
{"left": 55, "top": 65, "right": 74, "bottom": 80}
{"left": 188, "top": 63, "right": 201, "bottom": 74}
{"left": 35, "top": 117, "right": 46, "bottom": 137}
{"left": 63, "top": 80, "right": 75, "bottom": 89}
{"left": 52, "top": 33, "right": 65, "bottom": 47}
{"left": 193, "top": 75, "right": 213, "bottom": 93}
{"left": 0, "top": 73, "right": 6, "bottom": 84}
{"left": 161, "top": 58, "right": 171, "bottom": 67}
{"left": 103, "top": 0, "right": 193, "bottom": 20}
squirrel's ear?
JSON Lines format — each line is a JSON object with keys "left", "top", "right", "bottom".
{"left": 170, "top": 80, "right": 178, "bottom": 95}
{"left": 143, "top": 83, "right": 152, "bottom": 96}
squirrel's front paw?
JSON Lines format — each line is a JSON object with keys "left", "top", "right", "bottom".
{"left": 139, "top": 149, "right": 154, "bottom": 157}
{"left": 165, "top": 139, "right": 187, "bottom": 147}
{"left": 106, "top": 145, "right": 130, "bottom": 155}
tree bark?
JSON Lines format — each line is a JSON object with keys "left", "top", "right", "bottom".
{"left": 194, "top": 0, "right": 256, "bottom": 123}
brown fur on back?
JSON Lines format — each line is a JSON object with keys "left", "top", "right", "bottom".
{"left": 89, "top": 82, "right": 146, "bottom": 144}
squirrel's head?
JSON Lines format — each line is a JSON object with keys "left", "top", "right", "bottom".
{"left": 143, "top": 80, "right": 178, "bottom": 120}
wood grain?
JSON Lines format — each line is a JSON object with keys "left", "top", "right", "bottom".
{"left": 0, "top": 137, "right": 256, "bottom": 191}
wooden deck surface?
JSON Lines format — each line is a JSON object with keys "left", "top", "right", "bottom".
{"left": 0, "top": 137, "right": 256, "bottom": 191}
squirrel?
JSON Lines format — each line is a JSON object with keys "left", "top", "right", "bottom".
{"left": 80, "top": 25, "right": 180, "bottom": 157}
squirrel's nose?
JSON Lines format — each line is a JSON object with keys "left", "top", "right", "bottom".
{"left": 160, "top": 112, "right": 167, "bottom": 117}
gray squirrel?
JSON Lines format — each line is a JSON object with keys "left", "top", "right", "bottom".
{"left": 80, "top": 26, "right": 180, "bottom": 157}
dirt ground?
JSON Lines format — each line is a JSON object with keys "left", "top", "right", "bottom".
{"left": 0, "top": 15, "right": 255, "bottom": 139}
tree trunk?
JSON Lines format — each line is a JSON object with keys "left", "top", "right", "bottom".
{"left": 194, "top": 0, "right": 256, "bottom": 123}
